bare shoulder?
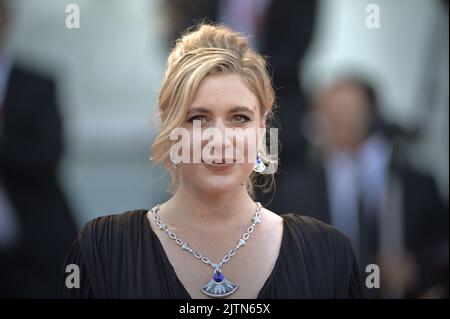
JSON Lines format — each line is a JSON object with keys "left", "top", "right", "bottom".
{"left": 260, "top": 207, "right": 282, "bottom": 220}
{"left": 259, "top": 207, "right": 283, "bottom": 231}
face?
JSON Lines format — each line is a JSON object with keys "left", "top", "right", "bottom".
{"left": 314, "top": 83, "right": 371, "bottom": 151}
{"left": 175, "top": 73, "right": 266, "bottom": 196}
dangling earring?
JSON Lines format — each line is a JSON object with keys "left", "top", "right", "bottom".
{"left": 253, "top": 153, "right": 266, "bottom": 173}
{"left": 170, "top": 151, "right": 180, "bottom": 168}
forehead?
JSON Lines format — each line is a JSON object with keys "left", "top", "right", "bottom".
{"left": 189, "top": 73, "right": 258, "bottom": 112}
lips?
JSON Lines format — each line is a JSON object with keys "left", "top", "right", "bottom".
{"left": 202, "top": 158, "right": 235, "bottom": 164}
{"left": 201, "top": 159, "right": 235, "bottom": 170}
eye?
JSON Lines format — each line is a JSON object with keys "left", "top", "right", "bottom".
{"left": 187, "top": 115, "right": 208, "bottom": 123}
{"left": 231, "top": 114, "right": 251, "bottom": 124}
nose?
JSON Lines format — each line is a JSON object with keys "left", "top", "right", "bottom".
{"left": 201, "top": 120, "right": 233, "bottom": 159}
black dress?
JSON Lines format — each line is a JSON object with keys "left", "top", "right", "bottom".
{"left": 60, "top": 210, "right": 364, "bottom": 298}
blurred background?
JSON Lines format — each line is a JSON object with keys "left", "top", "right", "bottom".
{"left": 0, "top": 0, "right": 447, "bottom": 298}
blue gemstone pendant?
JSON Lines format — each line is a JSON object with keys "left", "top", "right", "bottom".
{"left": 253, "top": 155, "right": 266, "bottom": 173}
{"left": 200, "top": 269, "right": 239, "bottom": 298}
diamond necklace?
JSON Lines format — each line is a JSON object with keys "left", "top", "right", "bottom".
{"left": 149, "top": 202, "right": 263, "bottom": 298}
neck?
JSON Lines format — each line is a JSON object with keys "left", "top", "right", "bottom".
{"left": 159, "top": 184, "right": 257, "bottom": 230}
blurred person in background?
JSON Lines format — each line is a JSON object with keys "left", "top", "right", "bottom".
{"left": 0, "top": 0, "right": 77, "bottom": 298}
{"left": 275, "top": 75, "right": 448, "bottom": 298}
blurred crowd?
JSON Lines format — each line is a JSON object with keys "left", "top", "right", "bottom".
{"left": 0, "top": 0, "right": 448, "bottom": 298}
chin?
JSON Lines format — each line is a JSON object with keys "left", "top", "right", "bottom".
{"left": 199, "top": 176, "right": 243, "bottom": 195}
{"left": 181, "top": 164, "right": 251, "bottom": 195}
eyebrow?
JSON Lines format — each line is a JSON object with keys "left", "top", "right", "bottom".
{"left": 187, "top": 106, "right": 255, "bottom": 115}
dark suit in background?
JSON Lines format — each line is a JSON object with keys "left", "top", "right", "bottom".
{"left": 276, "top": 154, "right": 448, "bottom": 296}
{"left": 0, "top": 64, "right": 77, "bottom": 298}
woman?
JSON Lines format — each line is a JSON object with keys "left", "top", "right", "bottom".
{"left": 61, "top": 24, "right": 364, "bottom": 299}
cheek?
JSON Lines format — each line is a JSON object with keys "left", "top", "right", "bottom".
{"left": 234, "top": 129, "right": 260, "bottom": 164}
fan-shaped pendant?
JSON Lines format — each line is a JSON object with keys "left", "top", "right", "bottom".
{"left": 201, "top": 269, "right": 238, "bottom": 298}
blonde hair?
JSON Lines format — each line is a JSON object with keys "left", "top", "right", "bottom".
{"left": 151, "top": 23, "right": 277, "bottom": 197}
